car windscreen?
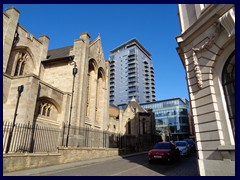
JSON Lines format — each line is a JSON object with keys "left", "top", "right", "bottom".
{"left": 184, "top": 139, "right": 194, "bottom": 145}
{"left": 175, "top": 142, "right": 186, "bottom": 146}
{"left": 153, "top": 143, "right": 171, "bottom": 149}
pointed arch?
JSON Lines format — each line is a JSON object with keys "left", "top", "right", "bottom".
{"left": 98, "top": 67, "right": 106, "bottom": 82}
{"left": 34, "top": 96, "right": 61, "bottom": 126}
{"left": 37, "top": 96, "right": 61, "bottom": 113}
{"left": 95, "top": 67, "right": 105, "bottom": 126}
{"left": 88, "top": 58, "right": 98, "bottom": 73}
{"left": 86, "top": 58, "right": 98, "bottom": 124}
{"left": 7, "top": 46, "right": 36, "bottom": 76}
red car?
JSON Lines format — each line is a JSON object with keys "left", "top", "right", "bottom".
{"left": 148, "top": 142, "right": 180, "bottom": 163}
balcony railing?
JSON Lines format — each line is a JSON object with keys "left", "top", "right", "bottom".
{"left": 128, "top": 69, "right": 137, "bottom": 74}
{"left": 128, "top": 54, "right": 136, "bottom": 58}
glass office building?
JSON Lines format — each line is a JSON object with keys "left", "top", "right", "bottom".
{"left": 108, "top": 38, "right": 156, "bottom": 107}
{"left": 141, "top": 98, "right": 190, "bottom": 140}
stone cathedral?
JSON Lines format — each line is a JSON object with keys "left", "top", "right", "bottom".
{"left": 3, "top": 7, "right": 110, "bottom": 146}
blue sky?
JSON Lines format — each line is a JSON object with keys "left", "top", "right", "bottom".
{"left": 3, "top": 4, "right": 189, "bottom": 101}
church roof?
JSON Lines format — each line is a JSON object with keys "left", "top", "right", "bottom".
{"left": 125, "top": 98, "right": 146, "bottom": 113}
{"left": 110, "top": 104, "right": 119, "bottom": 109}
{"left": 109, "top": 104, "right": 120, "bottom": 117}
{"left": 43, "top": 45, "right": 73, "bottom": 62}
{"left": 43, "top": 33, "right": 102, "bottom": 62}
{"left": 128, "top": 101, "right": 146, "bottom": 113}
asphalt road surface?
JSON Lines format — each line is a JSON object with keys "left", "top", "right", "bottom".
{"left": 12, "top": 152, "right": 199, "bottom": 176}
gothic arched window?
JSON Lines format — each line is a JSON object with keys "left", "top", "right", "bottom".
{"left": 19, "top": 62, "right": 25, "bottom": 75}
{"left": 222, "top": 51, "right": 235, "bottom": 137}
{"left": 38, "top": 103, "right": 52, "bottom": 118}
{"left": 47, "top": 108, "right": 51, "bottom": 117}
{"left": 14, "top": 60, "right": 20, "bottom": 76}
{"left": 14, "top": 52, "right": 29, "bottom": 76}
{"left": 42, "top": 106, "right": 47, "bottom": 116}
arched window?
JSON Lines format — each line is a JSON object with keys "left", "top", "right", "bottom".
{"left": 222, "top": 51, "right": 235, "bottom": 137}
{"left": 127, "top": 121, "right": 131, "bottom": 135}
{"left": 142, "top": 120, "right": 146, "bottom": 135}
{"left": 38, "top": 103, "right": 52, "bottom": 117}
{"left": 42, "top": 106, "right": 47, "bottom": 116}
{"left": 14, "top": 60, "right": 20, "bottom": 76}
{"left": 86, "top": 61, "right": 96, "bottom": 118}
{"left": 47, "top": 107, "right": 51, "bottom": 117}
{"left": 19, "top": 62, "right": 25, "bottom": 75}
{"left": 14, "top": 52, "right": 29, "bottom": 76}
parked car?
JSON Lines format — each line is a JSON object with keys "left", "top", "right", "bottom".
{"left": 184, "top": 138, "right": 196, "bottom": 151}
{"left": 148, "top": 142, "right": 180, "bottom": 164}
{"left": 174, "top": 140, "right": 191, "bottom": 156}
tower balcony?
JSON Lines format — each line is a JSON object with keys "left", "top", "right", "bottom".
{"left": 128, "top": 54, "right": 136, "bottom": 58}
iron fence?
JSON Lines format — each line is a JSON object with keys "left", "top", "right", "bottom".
{"left": 60, "top": 124, "right": 140, "bottom": 149}
{"left": 3, "top": 121, "right": 159, "bottom": 154}
{"left": 3, "top": 121, "right": 60, "bottom": 153}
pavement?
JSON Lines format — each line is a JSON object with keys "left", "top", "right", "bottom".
{"left": 3, "top": 151, "right": 148, "bottom": 176}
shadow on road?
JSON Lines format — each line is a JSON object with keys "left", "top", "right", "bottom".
{"left": 119, "top": 151, "right": 200, "bottom": 176}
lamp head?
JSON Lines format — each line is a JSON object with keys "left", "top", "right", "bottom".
{"left": 18, "top": 85, "right": 24, "bottom": 93}
{"left": 73, "top": 66, "right": 78, "bottom": 76}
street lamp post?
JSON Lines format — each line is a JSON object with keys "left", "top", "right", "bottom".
{"left": 66, "top": 61, "right": 77, "bottom": 147}
{"left": 167, "top": 112, "right": 170, "bottom": 141}
{"left": 5, "top": 85, "right": 24, "bottom": 153}
{"left": 138, "top": 115, "right": 141, "bottom": 151}
{"left": 169, "top": 123, "right": 172, "bottom": 141}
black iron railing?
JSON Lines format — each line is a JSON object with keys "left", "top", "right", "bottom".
{"left": 3, "top": 121, "right": 60, "bottom": 153}
{"left": 3, "top": 121, "right": 159, "bottom": 154}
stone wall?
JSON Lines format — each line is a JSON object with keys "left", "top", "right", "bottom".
{"left": 3, "top": 153, "right": 61, "bottom": 173}
{"left": 3, "top": 147, "right": 120, "bottom": 173}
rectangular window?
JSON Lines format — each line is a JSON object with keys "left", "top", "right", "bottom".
{"left": 142, "top": 121, "right": 145, "bottom": 134}
{"left": 129, "top": 48, "right": 136, "bottom": 55}
{"left": 127, "top": 121, "right": 131, "bottom": 135}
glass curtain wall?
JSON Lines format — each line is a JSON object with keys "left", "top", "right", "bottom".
{"left": 141, "top": 98, "right": 190, "bottom": 140}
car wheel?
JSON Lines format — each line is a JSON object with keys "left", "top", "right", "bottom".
{"left": 169, "top": 158, "right": 175, "bottom": 164}
{"left": 149, "top": 159, "right": 153, "bottom": 164}
{"left": 176, "top": 155, "right": 180, "bottom": 161}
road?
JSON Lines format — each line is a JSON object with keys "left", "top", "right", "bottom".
{"left": 14, "top": 152, "right": 199, "bottom": 176}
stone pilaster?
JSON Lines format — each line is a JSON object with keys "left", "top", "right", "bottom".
{"left": 71, "top": 32, "right": 90, "bottom": 128}
{"left": 88, "top": 72, "right": 98, "bottom": 127}
{"left": 3, "top": 7, "right": 20, "bottom": 73}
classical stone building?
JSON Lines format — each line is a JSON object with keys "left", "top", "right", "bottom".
{"left": 3, "top": 7, "right": 110, "bottom": 147}
{"left": 176, "top": 4, "right": 235, "bottom": 175}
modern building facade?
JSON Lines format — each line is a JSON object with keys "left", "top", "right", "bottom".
{"left": 141, "top": 98, "right": 191, "bottom": 141}
{"left": 3, "top": 7, "right": 110, "bottom": 148}
{"left": 176, "top": 4, "right": 235, "bottom": 176}
{"left": 109, "top": 38, "right": 156, "bottom": 107}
